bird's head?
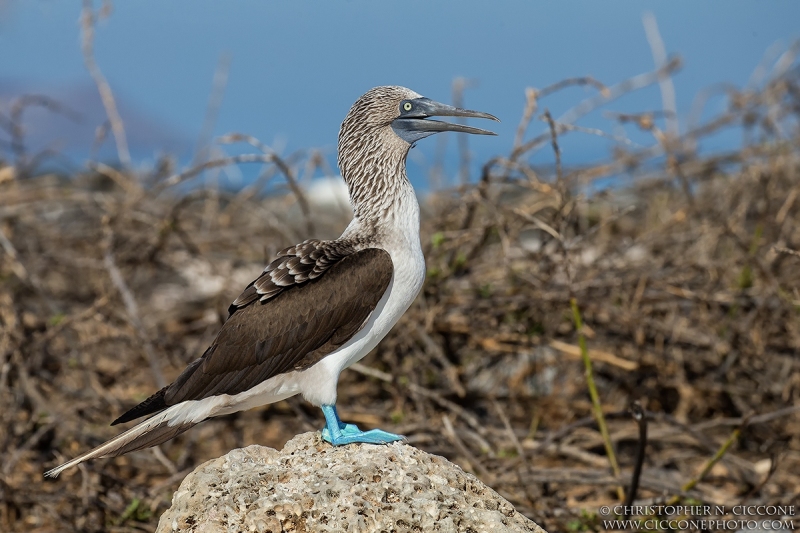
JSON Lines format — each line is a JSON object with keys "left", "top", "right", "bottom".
{"left": 338, "top": 86, "right": 498, "bottom": 185}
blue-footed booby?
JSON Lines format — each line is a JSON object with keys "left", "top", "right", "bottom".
{"left": 45, "top": 86, "right": 498, "bottom": 477}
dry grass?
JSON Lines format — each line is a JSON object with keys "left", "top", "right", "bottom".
{"left": 1, "top": 40, "right": 800, "bottom": 533}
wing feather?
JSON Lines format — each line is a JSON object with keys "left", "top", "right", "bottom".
{"left": 113, "top": 245, "right": 393, "bottom": 425}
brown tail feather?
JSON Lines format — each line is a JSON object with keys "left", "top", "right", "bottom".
{"left": 45, "top": 416, "right": 196, "bottom": 478}
{"left": 111, "top": 386, "right": 168, "bottom": 425}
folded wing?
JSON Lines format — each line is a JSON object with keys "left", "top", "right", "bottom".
{"left": 113, "top": 244, "right": 393, "bottom": 425}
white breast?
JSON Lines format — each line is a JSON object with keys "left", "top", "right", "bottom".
{"left": 298, "top": 181, "right": 425, "bottom": 405}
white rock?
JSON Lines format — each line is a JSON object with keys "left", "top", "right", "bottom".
{"left": 157, "top": 432, "right": 547, "bottom": 533}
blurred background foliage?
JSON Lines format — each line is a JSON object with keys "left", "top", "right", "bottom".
{"left": 1, "top": 2, "right": 799, "bottom": 532}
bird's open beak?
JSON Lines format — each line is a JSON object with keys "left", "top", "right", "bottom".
{"left": 391, "top": 97, "right": 499, "bottom": 143}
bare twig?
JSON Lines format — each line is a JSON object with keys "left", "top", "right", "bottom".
{"left": 513, "top": 88, "right": 539, "bottom": 150}
{"left": 2, "top": 421, "right": 55, "bottom": 475}
{"left": 513, "top": 77, "right": 611, "bottom": 150}
{"left": 413, "top": 324, "right": 466, "bottom": 397}
{"left": 102, "top": 217, "right": 165, "bottom": 388}
{"left": 150, "top": 445, "right": 178, "bottom": 475}
{"left": 159, "top": 153, "right": 281, "bottom": 190}
{"left": 193, "top": 53, "right": 232, "bottom": 165}
{"left": 550, "top": 121, "right": 643, "bottom": 148}
{"left": 666, "top": 415, "right": 749, "bottom": 505}
{"left": 350, "top": 363, "right": 489, "bottom": 438}
{"left": 88, "top": 161, "right": 140, "bottom": 196}
{"left": 624, "top": 401, "right": 648, "bottom": 514}
{"left": 643, "top": 13, "right": 679, "bottom": 139}
{"left": 452, "top": 77, "right": 477, "bottom": 186}
{"left": 217, "top": 134, "right": 315, "bottom": 235}
{"left": 0, "top": 224, "right": 30, "bottom": 281}
{"left": 542, "top": 110, "right": 563, "bottom": 191}
{"left": 81, "top": 0, "right": 131, "bottom": 169}
{"left": 773, "top": 245, "right": 800, "bottom": 258}
{"left": 0, "top": 95, "right": 80, "bottom": 175}
{"left": 492, "top": 399, "right": 525, "bottom": 459}
{"left": 442, "top": 414, "right": 492, "bottom": 479}
{"left": 548, "top": 339, "right": 638, "bottom": 371}
{"left": 511, "top": 57, "right": 682, "bottom": 160}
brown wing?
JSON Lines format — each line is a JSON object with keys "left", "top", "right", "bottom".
{"left": 112, "top": 246, "right": 392, "bottom": 425}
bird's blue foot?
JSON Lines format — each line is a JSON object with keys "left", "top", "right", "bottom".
{"left": 320, "top": 404, "right": 404, "bottom": 445}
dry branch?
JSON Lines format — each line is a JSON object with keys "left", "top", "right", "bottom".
{"left": 80, "top": 0, "right": 131, "bottom": 169}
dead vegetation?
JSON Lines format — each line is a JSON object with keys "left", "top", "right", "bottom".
{"left": 1, "top": 24, "right": 800, "bottom": 533}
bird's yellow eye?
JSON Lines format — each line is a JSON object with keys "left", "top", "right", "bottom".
{"left": 402, "top": 102, "right": 412, "bottom": 112}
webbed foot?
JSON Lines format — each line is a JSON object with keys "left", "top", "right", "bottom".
{"left": 320, "top": 404, "right": 404, "bottom": 446}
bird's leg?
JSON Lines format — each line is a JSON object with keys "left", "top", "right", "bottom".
{"left": 320, "top": 404, "right": 404, "bottom": 445}
{"left": 320, "top": 404, "right": 359, "bottom": 436}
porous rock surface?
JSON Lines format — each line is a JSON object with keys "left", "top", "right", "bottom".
{"left": 157, "top": 432, "right": 546, "bottom": 533}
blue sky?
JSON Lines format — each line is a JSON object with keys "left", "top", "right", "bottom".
{"left": 1, "top": 1, "right": 798, "bottom": 186}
